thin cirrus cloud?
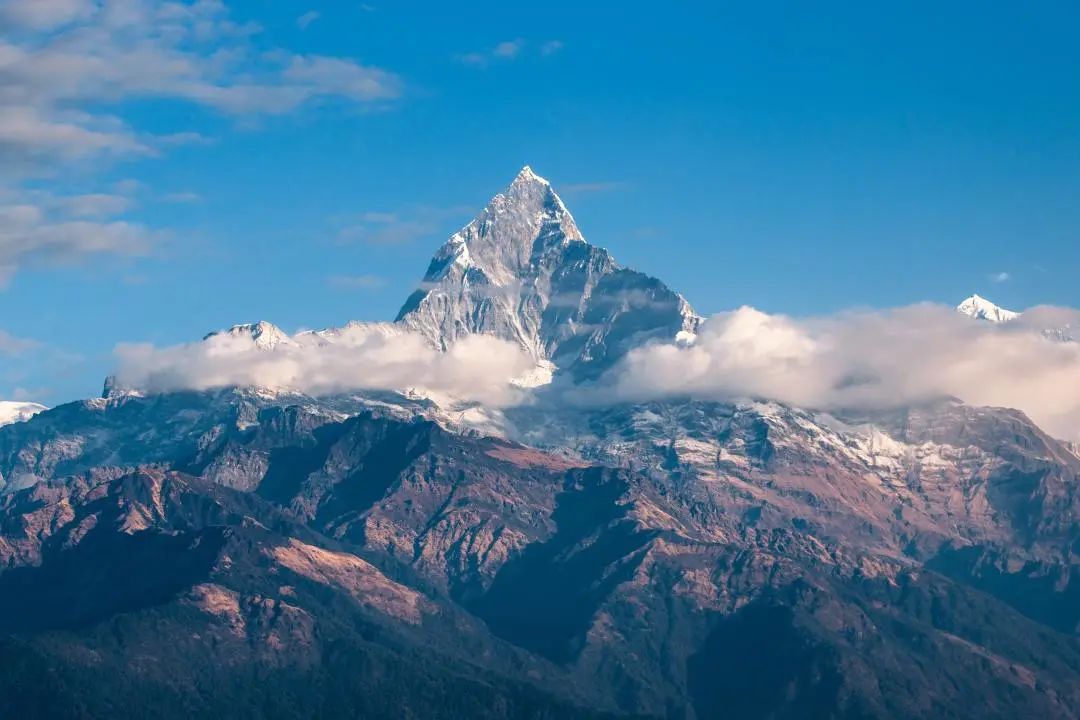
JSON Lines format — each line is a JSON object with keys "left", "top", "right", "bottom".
{"left": 0, "top": 0, "right": 405, "bottom": 284}
{"left": 558, "top": 181, "right": 629, "bottom": 195}
{"left": 160, "top": 192, "right": 202, "bottom": 204}
{"left": 335, "top": 206, "right": 472, "bottom": 246}
{"left": 0, "top": 193, "right": 153, "bottom": 286}
{"left": 296, "top": 10, "right": 320, "bottom": 29}
{"left": 592, "top": 303, "right": 1080, "bottom": 442}
{"left": 456, "top": 38, "right": 561, "bottom": 67}
{"left": 0, "top": 0, "right": 95, "bottom": 31}
{"left": 0, "top": 328, "right": 39, "bottom": 355}
{"left": 989, "top": 271, "right": 1011, "bottom": 283}
{"left": 329, "top": 274, "right": 387, "bottom": 291}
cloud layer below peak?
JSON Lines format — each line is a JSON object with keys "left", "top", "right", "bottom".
{"left": 600, "top": 304, "right": 1080, "bottom": 441}
{"left": 113, "top": 324, "right": 534, "bottom": 407}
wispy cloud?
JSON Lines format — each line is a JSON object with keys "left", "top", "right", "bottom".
{"left": 296, "top": 10, "right": 320, "bottom": 29}
{"left": 989, "top": 271, "right": 1011, "bottom": 283}
{"left": 329, "top": 273, "right": 386, "bottom": 291}
{"left": 160, "top": 191, "right": 202, "bottom": 204}
{"left": 0, "top": 329, "right": 39, "bottom": 355}
{"left": 335, "top": 206, "right": 470, "bottom": 246}
{"left": 0, "top": 0, "right": 95, "bottom": 31}
{"left": 0, "top": 190, "right": 152, "bottom": 285}
{"left": 455, "top": 38, "right": 532, "bottom": 67}
{"left": 540, "top": 40, "right": 564, "bottom": 56}
{"left": 0, "top": 0, "right": 405, "bottom": 281}
{"left": 55, "top": 193, "right": 132, "bottom": 218}
{"left": 0, "top": 0, "right": 402, "bottom": 170}
{"left": 559, "top": 181, "right": 629, "bottom": 195}
{"left": 493, "top": 39, "right": 525, "bottom": 58}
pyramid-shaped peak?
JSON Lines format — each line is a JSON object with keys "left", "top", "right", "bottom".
{"left": 511, "top": 165, "right": 550, "bottom": 187}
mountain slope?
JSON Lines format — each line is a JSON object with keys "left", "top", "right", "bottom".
{"left": 2, "top": 408, "right": 1079, "bottom": 718}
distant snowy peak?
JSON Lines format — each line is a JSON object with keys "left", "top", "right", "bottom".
{"left": 203, "top": 320, "right": 407, "bottom": 351}
{"left": 396, "top": 166, "right": 701, "bottom": 380}
{"left": 0, "top": 401, "right": 47, "bottom": 427}
{"left": 956, "top": 294, "right": 1019, "bottom": 323}
{"left": 295, "top": 320, "right": 404, "bottom": 346}
{"left": 205, "top": 321, "right": 297, "bottom": 349}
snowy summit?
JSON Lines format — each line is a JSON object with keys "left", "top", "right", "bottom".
{"left": 0, "top": 401, "right": 47, "bottom": 427}
{"left": 956, "top": 294, "right": 1019, "bottom": 323}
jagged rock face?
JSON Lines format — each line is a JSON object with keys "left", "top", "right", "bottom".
{"left": 396, "top": 167, "right": 700, "bottom": 380}
{"left": 510, "top": 398, "right": 1080, "bottom": 561}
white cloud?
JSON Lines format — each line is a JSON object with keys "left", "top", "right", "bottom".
{"left": 540, "top": 40, "right": 563, "bottom": 56}
{"left": 599, "top": 304, "right": 1080, "bottom": 441}
{"left": 456, "top": 38, "right": 527, "bottom": 67}
{"left": 492, "top": 39, "right": 524, "bottom": 58}
{"left": 113, "top": 326, "right": 533, "bottom": 406}
{"left": 56, "top": 193, "right": 132, "bottom": 217}
{"left": 0, "top": 0, "right": 402, "bottom": 168}
{"left": 296, "top": 10, "right": 320, "bottom": 29}
{"left": 990, "top": 271, "right": 1011, "bottom": 283}
{"left": 0, "top": 191, "right": 152, "bottom": 283}
{"left": 0, "top": 0, "right": 405, "bottom": 281}
{"left": 0, "top": 106, "right": 147, "bottom": 168}
{"left": 0, "top": 0, "right": 95, "bottom": 31}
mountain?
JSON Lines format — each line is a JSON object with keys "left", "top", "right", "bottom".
{"left": 955, "top": 294, "right": 1080, "bottom": 342}
{"left": 395, "top": 166, "right": 701, "bottom": 381}
{"left": 2, "top": 394, "right": 1079, "bottom": 718}
{"left": 2, "top": 168, "right": 1080, "bottom": 719}
{"left": 957, "top": 293, "right": 1020, "bottom": 323}
{"left": 204, "top": 320, "right": 298, "bottom": 349}
{"left": 0, "top": 401, "right": 46, "bottom": 427}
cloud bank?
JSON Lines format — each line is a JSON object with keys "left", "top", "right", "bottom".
{"left": 603, "top": 304, "right": 1080, "bottom": 441}
{"left": 113, "top": 324, "right": 533, "bottom": 406}
{"left": 109, "top": 301, "right": 1080, "bottom": 441}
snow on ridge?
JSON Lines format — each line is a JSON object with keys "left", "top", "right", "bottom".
{"left": 0, "top": 401, "right": 48, "bottom": 427}
{"left": 956, "top": 294, "right": 1019, "bottom": 324}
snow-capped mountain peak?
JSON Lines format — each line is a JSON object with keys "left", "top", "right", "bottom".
{"left": 204, "top": 321, "right": 297, "bottom": 349}
{"left": 511, "top": 164, "right": 548, "bottom": 186}
{"left": 395, "top": 166, "right": 700, "bottom": 379}
{"left": 956, "top": 294, "right": 1019, "bottom": 323}
{"left": 175, "top": 167, "right": 701, "bottom": 390}
{"left": 0, "top": 400, "right": 47, "bottom": 427}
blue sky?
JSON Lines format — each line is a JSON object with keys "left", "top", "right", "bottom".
{"left": 2, "top": 0, "right": 1079, "bottom": 404}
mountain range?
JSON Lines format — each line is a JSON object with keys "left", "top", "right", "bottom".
{"left": 0, "top": 169, "right": 1078, "bottom": 719}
